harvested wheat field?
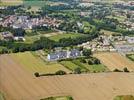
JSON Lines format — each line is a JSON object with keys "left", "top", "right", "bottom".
{"left": 0, "top": 54, "right": 134, "bottom": 100}
{"left": 94, "top": 52, "right": 134, "bottom": 71}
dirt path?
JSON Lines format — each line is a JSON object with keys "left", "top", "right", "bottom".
{"left": 0, "top": 54, "right": 134, "bottom": 100}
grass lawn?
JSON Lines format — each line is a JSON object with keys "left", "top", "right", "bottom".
{"left": 72, "top": 59, "right": 108, "bottom": 72}
{"left": 114, "top": 95, "right": 134, "bottom": 100}
{"left": 41, "top": 96, "right": 73, "bottom": 100}
{"left": 60, "top": 60, "right": 89, "bottom": 72}
{"left": 60, "top": 59, "right": 108, "bottom": 73}
{"left": 60, "top": 61, "right": 80, "bottom": 71}
{"left": 11, "top": 52, "right": 70, "bottom": 74}
{"left": 82, "top": 63, "right": 108, "bottom": 72}
{"left": 49, "top": 33, "right": 86, "bottom": 41}
{"left": 24, "top": 35, "right": 40, "bottom": 44}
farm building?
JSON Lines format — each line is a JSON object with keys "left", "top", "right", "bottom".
{"left": 47, "top": 49, "right": 81, "bottom": 61}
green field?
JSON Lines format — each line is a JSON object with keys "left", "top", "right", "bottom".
{"left": 11, "top": 52, "right": 70, "bottom": 73}
{"left": 49, "top": 33, "right": 86, "bottom": 41}
{"left": 114, "top": 95, "right": 134, "bottom": 100}
{"left": 41, "top": 96, "right": 73, "bottom": 100}
{"left": 60, "top": 61, "right": 82, "bottom": 71}
{"left": 60, "top": 59, "right": 107, "bottom": 73}
{"left": 72, "top": 59, "right": 107, "bottom": 72}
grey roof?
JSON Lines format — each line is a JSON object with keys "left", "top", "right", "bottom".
{"left": 70, "top": 49, "right": 81, "bottom": 58}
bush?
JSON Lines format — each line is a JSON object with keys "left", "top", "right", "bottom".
{"left": 123, "top": 67, "right": 129, "bottom": 72}
{"left": 74, "top": 68, "right": 81, "bottom": 74}
{"left": 82, "top": 49, "right": 92, "bottom": 57}
{"left": 34, "top": 72, "right": 40, "bottom": 77}
{"left": 88, "top": 60, "right": 93, "bottom": 65}
{"left": 80, "top": 58, "right": 87, "bottom": 63}
{"left": 93, "top": 58, "right": 101, "bottom": 64}
{"left": 55, "top": 70, "right": 67, "bottom": 75}
{"left": 113, "top": 69, "right": 122, "bottom": 72}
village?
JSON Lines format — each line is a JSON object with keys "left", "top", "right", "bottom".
{"left": 0, "top": 15, "right": 61, "bottom": 29}
{"left": 78, "top": 34, "right": 134, "bottom": 54}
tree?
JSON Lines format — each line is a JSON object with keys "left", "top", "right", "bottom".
{"left": 55, "top": 70, "right": 66, "bottom": 75}
{"left": 34, "top": 72, "right": 40, "bottom": 77}
{"left": 82, "top": 49, "right": 92, "bottom": 57}
{"left": 123, "top": 67, "right": 129, "bottom": 72}
{"left": 80, "top": 58, "right": 87, "bottom": 63}
{"left": 88, "top": 60, "right": 93, "bottom": 65}
{"left": 74, "top": 68, "right": 81, "bottom": 74}
{"left": 93, "top": 58, "right": 101, "bottom": 64}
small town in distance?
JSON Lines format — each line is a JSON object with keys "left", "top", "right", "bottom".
{"left": 0, "top": 0, "right": 134, "bottom": 100}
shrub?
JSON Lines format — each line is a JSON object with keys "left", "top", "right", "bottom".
{"left": 74, "top": 68, "right": 81, "bottom": 74}
{"left": 55, "top": 70, "right": 67, "bottom": 75}
{"left": 88, "top": 60, "right": 93, "bottom": 65}
{"left": 123, "top": 67, "right": 129, "bottom": 72}
{"left": 80, "top": 58, "right": 87, "bottom": 63}
{"left": 34, "top": 72, "right": 40, "bottom": 77}
{"left": 93, "top": 58, "right": 101, "bottom": 64}
{"left": 113, "top": 69, "right": 122, "bottom": 72}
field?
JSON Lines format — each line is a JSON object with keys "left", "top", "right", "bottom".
{"left": 100, "top": 29, "right": 121, "bottom": 36}
{"left": 0, "top": 0, "right": 23, "bottom": 6}
{"left": 60, "top": 59, "right": 108, "bottom": 73}
{"left": 49, "top": 33, "right": 86, "bottom": 41}
{"left": 94, "top": 52, "right": 134, "bottom": 71}
{"left": 1, "top": 54, "right": 134, "bottom": 100}
{"left": 10, "top": 52, "right": 70, "bottom": 74}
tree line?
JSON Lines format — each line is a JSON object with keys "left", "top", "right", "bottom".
{"left": 0, "top": 31, "right": 99, "bottom": 54}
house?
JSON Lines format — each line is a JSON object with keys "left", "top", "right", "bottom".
{"left": 69, "top": 49, "right": 81, "bottom": 58}
{"left": 47, "top": 49, "right": 81, "bottom": 61}
{"left": 47, "top": 53, "right": 59, "bottom": 61}
{"left": 47, "top": 51, "right": 67, "bottom": 61}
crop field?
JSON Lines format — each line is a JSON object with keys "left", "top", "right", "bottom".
{"left": 10, "top": 52, "right": 70, "bottom": 74}
{"left": 1, "top": 54, "right": 134, "bottom": 100}
{"left": 94, "top": 52, "right": 134, "bottom": 71}
{"left": 49, "top": 33, "right": 86, "bottom": 41}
